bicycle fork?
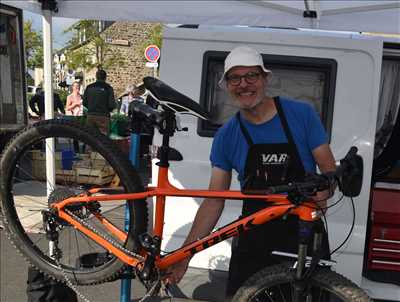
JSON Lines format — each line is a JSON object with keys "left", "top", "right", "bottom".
{"left": 293, "top": 220, "right": 324, "bottom": 302}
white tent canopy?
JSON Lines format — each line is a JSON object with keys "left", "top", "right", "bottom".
{"left": 4, "top": 0, "right": 400, "bottom": 34}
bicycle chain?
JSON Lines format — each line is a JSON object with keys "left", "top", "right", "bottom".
{"left": 64, "top": 208, "right": 146, "bottom": 262}
{"left": 52, "top": 209, "right": 154, "bottom": 302}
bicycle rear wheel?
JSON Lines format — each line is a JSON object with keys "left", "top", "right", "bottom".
{"left": 232, "top": 264, "right": 371, "bottom": 302}
{"left": 0, "top": 119, "right": 148, "bottom": 285}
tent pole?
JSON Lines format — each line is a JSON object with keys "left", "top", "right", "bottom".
{"left": 304, "top": 0, "right": 320, "bottom": 29}
{"left": 42, "top": 8, "right": 55, "bottom": 197}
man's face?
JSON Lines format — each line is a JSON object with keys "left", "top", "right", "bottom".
{"left": 225, "top": 66, "right": 267, "bottom": 110}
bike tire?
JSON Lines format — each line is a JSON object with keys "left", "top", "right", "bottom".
{"left": 232, "top": 264, "right": 371, "bottom": 302}
{"left": 0, "top": 119, "right": 148, "bottom": 285}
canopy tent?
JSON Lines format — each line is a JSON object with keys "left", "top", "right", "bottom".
{"left": 1, "top": 2, "right": 399, "bottom": 299}
{"left": 4, "top": 0, "right": 400, "bottom": 34}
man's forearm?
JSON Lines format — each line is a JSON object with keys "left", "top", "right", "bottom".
{"left": 183, "top": 198, "right": 225, "bottom": 247}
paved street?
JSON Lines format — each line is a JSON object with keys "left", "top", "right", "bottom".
{"left": 0, "top": 228, "right": 227, "bottom": 302}
{"left": 0, "top": 154, "right": 228, "bottom": 302}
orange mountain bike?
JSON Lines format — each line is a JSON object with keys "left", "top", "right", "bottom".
{"left": 0, "top": 77, "right": 370, "bottom": 301}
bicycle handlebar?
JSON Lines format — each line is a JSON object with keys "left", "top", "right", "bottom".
{"left": 262, "top": 147, "right": 363, "bottom": 197}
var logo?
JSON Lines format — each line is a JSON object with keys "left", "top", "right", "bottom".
{"left": 261, "top": 153, "right": 288, "bottom": 165}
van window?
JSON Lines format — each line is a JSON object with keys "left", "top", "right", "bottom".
{"left": 198, "top": 51, "right": 337, "bottom": 138}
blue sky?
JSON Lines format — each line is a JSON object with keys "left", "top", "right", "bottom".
{"left": 24, "top": 10, "right": 78, "bottom": 50}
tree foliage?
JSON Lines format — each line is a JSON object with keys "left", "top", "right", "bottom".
{"left": 139, "top": 24, "right": 163, "bottom": 58}
{"left": 63, "top": 20, "right": 123, "bottom": 70}
{"left": 23, "top": 20, "right": 43, "bottom": 70}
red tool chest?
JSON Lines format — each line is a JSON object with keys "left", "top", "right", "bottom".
{"left": 367, "top": 183, "right": 400, "bottom": 272}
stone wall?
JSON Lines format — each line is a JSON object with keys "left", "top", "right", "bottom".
{"left": 99, "top": 22, "right": 161, "bottom": 97}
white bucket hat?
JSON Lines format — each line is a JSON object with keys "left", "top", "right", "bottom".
{"left": 219, "top": 46, "right": 272, "bottom": 87}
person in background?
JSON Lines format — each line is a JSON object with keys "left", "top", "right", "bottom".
{"left": 29, "top": 87, "right": 65, "bottom": 119}
{"left": 66, "top": 81, "right": 83, "bottom": 116}
{"left": 66, "top": 81, "right": 84, "bottom": 153}
{"left": 82, "top": 69, "right": 116, "bottom": 135}
{"left": 120, "top": 84, "right": 144, "bottom": 115}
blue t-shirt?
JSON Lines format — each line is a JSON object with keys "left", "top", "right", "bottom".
{"left": 210, "top": 98, "right": 328, "bottom": 184}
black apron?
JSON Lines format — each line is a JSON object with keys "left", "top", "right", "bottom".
{"left": 226, "top": 97, "right": 330, "bottom": 297}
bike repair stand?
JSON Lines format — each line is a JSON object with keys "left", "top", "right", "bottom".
{"left": 120, "top": 120, "right": 141, "bottom": 302}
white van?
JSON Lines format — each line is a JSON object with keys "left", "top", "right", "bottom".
{"left": 152, "top": 26, "right": 400, "bottom": 301}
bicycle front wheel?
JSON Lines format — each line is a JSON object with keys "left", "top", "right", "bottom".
{"left": 232, "top": 264, "right": 371, "bottom": 302}
{"left": 0, "top": 119, "right": 148, "bottom": 285}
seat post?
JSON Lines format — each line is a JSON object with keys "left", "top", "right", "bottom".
{"left": 157, "top": 111, "right": 176, "bottom": 167}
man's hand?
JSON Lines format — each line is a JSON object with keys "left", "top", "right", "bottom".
{"left": 163, "top": 257, "right": 191, "bottom": 285}
{"left": 312, "top": 189, "right": 330, "bottom": 211}
{"left": 312, "top": 143, "right": 337, "bottom": 212}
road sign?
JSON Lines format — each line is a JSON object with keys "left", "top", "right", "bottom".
{"left": 145, "top": 62, "right": 159, "bottom": 68}
{"left": 144, "top": 45, "right": 160, "bottom": 63}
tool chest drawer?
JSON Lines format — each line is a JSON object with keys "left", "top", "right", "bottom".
{"left": 367, "top": 185, "right": 400, "bottom": 272}
{"left": 367, "top": 226, "right": 400, "bottom": 271}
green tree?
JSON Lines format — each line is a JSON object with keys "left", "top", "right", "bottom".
{"left": 139, "top": 24, "right": 163, "bottom": 58}
{"left": 23, "top": 20, "right": 43, "bottom": 70}
{"left": 64, "top": 20, "right": 123, "bottom": 70}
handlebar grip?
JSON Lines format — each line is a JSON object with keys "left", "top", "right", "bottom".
{"left": 344, "top": 146, "right": 358, "bottom": 160}
{"left": 336, "top": 146, "right": 359, "bottom": 177}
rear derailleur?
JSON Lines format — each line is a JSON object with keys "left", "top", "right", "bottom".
{"left": 42, "top": 210, "right": 62, "bottom": 261}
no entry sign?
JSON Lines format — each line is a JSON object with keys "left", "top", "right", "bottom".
{"left": 144, "top": 45, "right": 160, "bottom": 63}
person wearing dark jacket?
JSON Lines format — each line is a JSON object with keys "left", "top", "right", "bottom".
{"left": 82, "top": 69, "right": 116, "bottom": 135}
{"left": 29, "top": 88, "right": 65, "bottom": 118}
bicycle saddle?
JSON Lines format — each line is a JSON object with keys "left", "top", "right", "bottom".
{"left": 143, "top": 77, "right": 211, "bottom": 120}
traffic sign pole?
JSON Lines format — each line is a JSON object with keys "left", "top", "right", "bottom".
{"left": 144, "top": 45, "right": 160, "bottom": 78}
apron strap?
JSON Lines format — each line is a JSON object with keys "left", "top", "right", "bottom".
{"left": 273, "top": 96, "right": 304, "bottom": 169}
{"left": 235, "top": 98, "right": 300, "bottom": 149}
{"left": 236, "top": 112, "right": 254, "bottom": 146}
{"left": 236, "top": 98, "right": 305, "bottom": 175}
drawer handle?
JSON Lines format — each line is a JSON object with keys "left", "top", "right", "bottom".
{"left": 372, "top": 247, "right": 400, "bottom": 253}
{"left": 373, "top": 238, "right": 400, "bottom": 244}
{"left": 372, "top": 260, "right": 400, "bottom": 266}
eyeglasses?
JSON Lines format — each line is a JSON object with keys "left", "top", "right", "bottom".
{"left": 226, "top": 71, "right": 262, "bottom": 86}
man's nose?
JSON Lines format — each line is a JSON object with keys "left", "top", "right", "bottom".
{"left": 238, "top": 77, "right": 248, "bottom": 87}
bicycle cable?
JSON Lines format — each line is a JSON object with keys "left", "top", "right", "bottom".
{"left": 330, "top": 196, "right": 356, "bottom": 256}
{"left": 301, "top": 193, "right": 344, "bottom": 211}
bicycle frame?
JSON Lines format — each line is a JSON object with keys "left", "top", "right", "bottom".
{"left": 49, "top": 111, "right": 321, "bottom": 275}
{"left": 51, "top": 164, "right": 320, "bottom": 272}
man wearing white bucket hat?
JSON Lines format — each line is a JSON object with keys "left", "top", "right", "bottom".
{"left": 167, "top": 45, "right": 336, "bottom": 298}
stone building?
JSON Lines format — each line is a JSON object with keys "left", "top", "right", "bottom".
{"left": 54, "top": 21, "right": 162, "bottom": 97}
{"left": 100, "top": 21, "right": 161, "bottom": 97}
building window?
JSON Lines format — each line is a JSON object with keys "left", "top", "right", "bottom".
{"left": 198, "top": 51, "right": 337, "bottom": 139}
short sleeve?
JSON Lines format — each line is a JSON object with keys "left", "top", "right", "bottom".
{"left": 305, "top": 105, "right": 328, "bottom": 150}
{"left": 210, "top": 129, "right": 232, "bottom": 172}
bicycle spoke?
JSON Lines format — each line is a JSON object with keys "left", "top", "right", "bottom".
{"left": 278, "top": 284, "right": 287, "bottom": 302}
